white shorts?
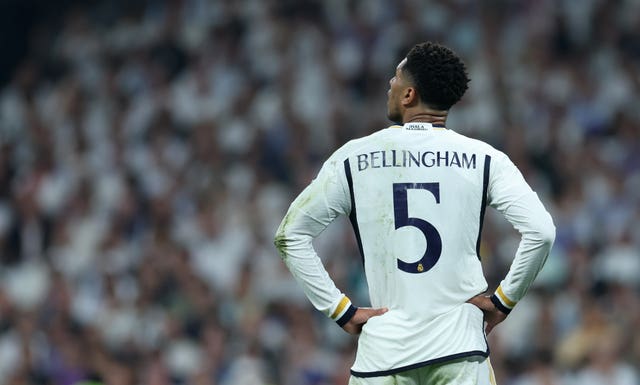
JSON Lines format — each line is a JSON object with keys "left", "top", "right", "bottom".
{"left": 348, "top": 356, "right": 497, "bottom": 385}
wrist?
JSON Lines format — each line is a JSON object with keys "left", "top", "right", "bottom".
{"left": 330, "top": 295, "right": 357, "bottom": 326}
{"left": 491, "top": 285, "right": 517, "bottom": 314}
{"left": 490, "top": 294, "right": 512, "bottom": 315}
{"left": 336, "top": 304, "right": 358, "bottom": 327}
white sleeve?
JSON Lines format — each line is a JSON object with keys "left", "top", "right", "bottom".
{"left": 274, "top": 154, "right": 357, "bottom": 325}
{"left": 487, "top": 152, "right": 556, "bottom": 314}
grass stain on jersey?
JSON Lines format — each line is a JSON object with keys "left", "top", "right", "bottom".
{"left": 273, "top": 186, "right": 317, "bottom": 262}
{"left": 274, "top": 209, "right": 297, "bottom": 262}
{"left": 273, "top": 233, "right": 287, "bottom": 259}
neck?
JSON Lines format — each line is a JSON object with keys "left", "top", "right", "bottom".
{"left": 403, "top": 107, "right": 448, "bottom": 126}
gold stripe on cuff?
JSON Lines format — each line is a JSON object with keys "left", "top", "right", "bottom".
{"left": 330, "top": 296, "right": 350, "bottom": 319}
{"left": 496, "top": 286, "right": 516, "bottom": 308}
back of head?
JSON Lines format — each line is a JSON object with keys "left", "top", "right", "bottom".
{"left": 403, "top": 42, "right": 470, "bottom": 110}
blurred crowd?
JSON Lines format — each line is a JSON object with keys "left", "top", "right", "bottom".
{"left": 0, "top": 0, "right": 639, "bottom": 384}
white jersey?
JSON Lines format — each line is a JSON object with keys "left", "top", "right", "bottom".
{"left": 275, "top": 122, "right": 555, "bottom": 377}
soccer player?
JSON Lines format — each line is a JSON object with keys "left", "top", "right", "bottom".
{"left": 274, "top": 42, "right": 555, "bottom": 384}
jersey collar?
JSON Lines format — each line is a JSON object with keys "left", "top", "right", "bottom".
{"left": 402, "top": 122, "right": 447, "bottom": 131}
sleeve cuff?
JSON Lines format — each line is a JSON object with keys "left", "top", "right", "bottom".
{"left": 491, "top": 286, "right": 516, "bottom": 314}
{"left": 336, "top": 305, "right": 357, "bottom": 326}
{"left": 330, "top": 296, "right": 357, "bottom": 326}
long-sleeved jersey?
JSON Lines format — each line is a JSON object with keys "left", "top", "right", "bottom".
{"left": 274, "top": 122, "right": 555, "bottom": 377}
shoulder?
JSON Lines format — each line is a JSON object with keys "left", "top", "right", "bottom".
{"left": 447, "top": 130, "right": 510, "bottom": 161}
{"left": 447, "top": 130, "right": 496, "bottom": 152}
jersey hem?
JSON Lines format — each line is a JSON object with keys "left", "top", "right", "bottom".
{"left": 350, "top": 350, "right": 490, "bottom": 378}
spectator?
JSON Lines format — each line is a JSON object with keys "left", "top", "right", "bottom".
{"left": 0, "top": 1, "right": 638, "bottom": 384}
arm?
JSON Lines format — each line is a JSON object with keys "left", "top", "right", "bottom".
{"left": 274, "top": 156, "right": 387, "bottom": 332}
{"left": 470, "top": 153, "right": 555, "bottom": 333}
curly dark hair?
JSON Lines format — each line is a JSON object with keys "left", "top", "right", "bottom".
{"left": 403, "top": 42, "right": 470, "bottom": 110}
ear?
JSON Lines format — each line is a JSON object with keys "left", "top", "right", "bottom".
{"left": 401, "top": 86, "right": 420, "bottom": 107}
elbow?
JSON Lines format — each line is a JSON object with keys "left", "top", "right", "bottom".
{"left": 274, "top": 232, "right": 288, "bottom": 259}
{"left": 541, "top": 225, "right": 556, "bottom": 249}
{"left": 536, "top": 215, "right": 556, "bottom": 250}
{"left": 274, "top": 230, "right": 301, "bottom": 260}
{"left": 524, "top": 213, "right": 555, "bottom": 251}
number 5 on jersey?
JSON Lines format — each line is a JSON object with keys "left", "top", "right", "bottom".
{"left": 393, "top": 183, "right": 442, "bottom": 274}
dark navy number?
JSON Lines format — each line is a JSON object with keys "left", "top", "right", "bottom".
{"left": 393, "top": 183, "right": 442, "bottom": 274}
